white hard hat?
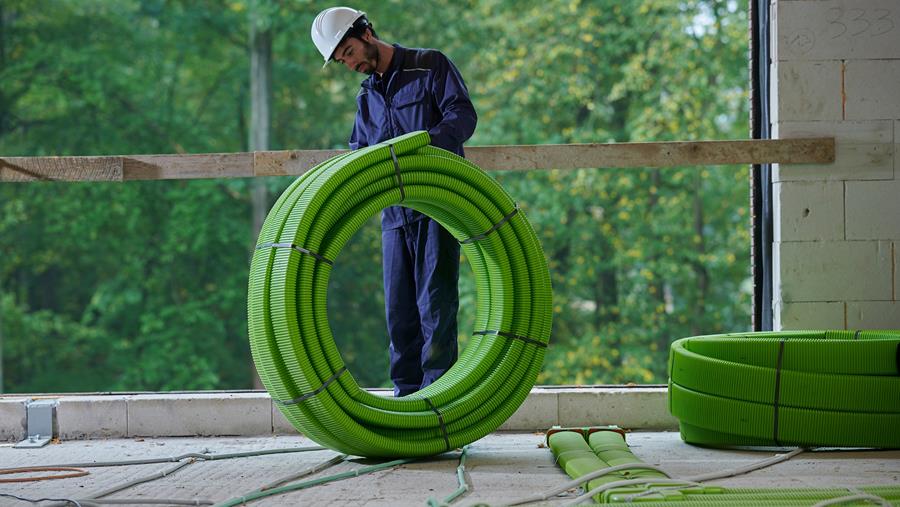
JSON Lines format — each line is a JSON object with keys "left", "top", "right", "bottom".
{"left": 311, "top": 7, "right": 367, "bottom": 67}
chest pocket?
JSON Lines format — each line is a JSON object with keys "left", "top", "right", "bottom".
{"left": 391, "top": 81, "right": 431, "bottom": 134}
{"left": 393, "top": 83, "right": 425, "bottom": 108}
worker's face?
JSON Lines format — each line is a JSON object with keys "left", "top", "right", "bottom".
{"left": 333, "top": 30, "right": 379, "bottom": 75}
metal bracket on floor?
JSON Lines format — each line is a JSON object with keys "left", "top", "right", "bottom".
{"left": 14, "top": 398, "right": 58, "bottom": 448}
{"left": 545, "top": 425, "right": 626, "bottom": 446}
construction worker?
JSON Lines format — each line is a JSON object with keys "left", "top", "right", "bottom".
{"left": 311, "top": 7, "right": 478, "bottom": 397}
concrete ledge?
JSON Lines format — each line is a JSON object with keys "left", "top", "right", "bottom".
{"left": 555, "top": 387, "right": 677, "bottom": 430}
{"left": 499, "top": 387, "right": 559, "bottom": 431}
{"left": 0, "top": 397, "right": 27, "bottom": 442}
{"left": 58, "top": 395, "right": 128, "bottom": 440}
{"left": 128, "top": 392, "right": 272, "bottom": 437}
{"left": 0, "top": 386, "right": 676, "bottom": 440}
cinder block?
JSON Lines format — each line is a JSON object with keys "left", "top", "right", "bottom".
{"left": 776, "top": 240, "right": 893, "bottom": 302}
{"left": 777, "top": 1, "right": 900, "bottom": 61}
{"left": 769, "top": 1, "right": 779, "bottom": 62}
{"left": 557, "top": 387, "right": 676, "bottom": 430}
{"left": 0, "top": 397, "right": 28, "bottom": 442}
{"left": 57, "top": 396, "right": 127, "bottom": 440}
{"left": 498, "top": 388, "right": 558, "bottom": 431}
{"left": 846, "top": 179, "right": 900, "bottom": 239}
{"left": 773, "top": 181, "right": 844, "bottom": 242}
{"left": 775, "top": 301, "right": 845, "bottom": 330}
{"left": 847, "top": 301, "right": 900, "bottom": 328}
{"left": 770, "top": 61, "right": 781, "bottom": 125}
{"left": 128, "top": 393, "right": 272, "bottom": 437}
{"left": 775, "top": 61, "right": 842, "bottom": 122}
{"left": 846, "top": 60, "right": 900, "bottom": 120}
{"left": 773, "top": 120, "right": 893, "bottom": 182}
{"left": 895, "top": 241, "right": 899, "bottom": 301}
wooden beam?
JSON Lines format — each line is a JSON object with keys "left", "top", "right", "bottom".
{"left": 0, "top": 137, "right": 834, "bottom": 182}
{"left": 0, "top": 156, "right": 123, "bottom": 182}
{"left": 467, "top": 138, "right": 834, "bottom": 171}
{"left": 123, "top": 153, "right": 256, "bottom": 181}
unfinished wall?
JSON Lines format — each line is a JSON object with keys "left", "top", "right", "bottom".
{"left": 771, "top": 0, "right": 899, "bottom": 329}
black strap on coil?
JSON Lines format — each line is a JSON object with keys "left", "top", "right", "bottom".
{"left": 422, "top": 397, "right": 451, "bottom": 452}
{"left": 273, "top": 366, "right": 347, "bottom": 407}
{"left": 772, "top": 338, "right": 786, "bottom": 446}
{"left": 256, "top": 242, "right": 333, "bottom": 266}
{"left": 388, "top": 143, "right": 405, "bottom": 201}
{"left": 460, "top": 205, "right": 519, "bottom": 244}
{"left": 895, "top": 341, "right": 900, "bottom": 375}
{"left": 473, "top": 330, "right": 547, "bottom": 349}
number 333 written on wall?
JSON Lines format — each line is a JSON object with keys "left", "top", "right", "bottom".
{"left": 828, "top": 8, "right": 894, "bottom": 39}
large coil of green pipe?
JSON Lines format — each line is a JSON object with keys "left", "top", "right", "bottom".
{"left": 668, "top": 330, "right": 900, "bottom": 448}
{"left": 247, "top": 131, "right": 552, "bottom": 458}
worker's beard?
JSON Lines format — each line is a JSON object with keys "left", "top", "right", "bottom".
{"left": 357, "top": 39, "right": 380, "bottom": 75}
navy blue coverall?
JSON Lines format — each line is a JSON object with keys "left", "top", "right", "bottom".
{"left": 349, "top": 44, "right": 477, "bottom": 396}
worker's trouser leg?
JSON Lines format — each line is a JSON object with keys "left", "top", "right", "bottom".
{"left": 382, "top": 217, "right": 459, "bottom": 397}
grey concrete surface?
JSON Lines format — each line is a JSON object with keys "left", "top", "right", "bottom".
{"left": 0, "top": 398, "right": 26, "bottom": 442}
{"left": 0, "top": 387, "right": 676, "bottom": 441}
{"left": 2, "top": 432, "right": 898, "bottom": 506}
{"left": 57, "top": 396, "right": 128, "bottom": 440}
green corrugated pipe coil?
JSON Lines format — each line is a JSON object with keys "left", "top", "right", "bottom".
{"left": 247, "top": 131, "right": 552, "bottom": 458}
{"left": 669, "top": 330, "right": 900, "bottom": 448}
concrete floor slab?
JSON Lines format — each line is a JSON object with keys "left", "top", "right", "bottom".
{"left": 2, "top": 432, "right": 898, "bottom": 506}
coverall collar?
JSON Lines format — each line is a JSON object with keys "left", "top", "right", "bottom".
{"left": 362, "top": 44, "right": 406, "bottom": 92}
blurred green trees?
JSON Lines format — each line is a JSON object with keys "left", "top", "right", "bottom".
{"left": 0, "top": 0, "right": 749, "bottom": 391}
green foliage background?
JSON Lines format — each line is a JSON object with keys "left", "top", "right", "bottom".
{"left": 0, "top": 0, "right": 750, "bottom": 392}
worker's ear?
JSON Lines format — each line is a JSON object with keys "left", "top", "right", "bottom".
{"left": 363, "top": 28, "right": 374, "bottom": 42}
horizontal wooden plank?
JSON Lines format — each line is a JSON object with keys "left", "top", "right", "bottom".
{"left": 0, "top": 156, "right": 123, "bottom": 182}
{"left": 253, "top": 149, "right": 344, "bottom": 177}
{"left": 123, "top": 153, "right": 255, "bottom": 181}
{"left": 0, "top": 137, "right": 834, "bottom": 182}
{"left": 467, "top": 138, "right": 834, "bottom": 171}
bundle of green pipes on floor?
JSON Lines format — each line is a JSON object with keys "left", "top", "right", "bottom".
{"left": 544, "top": 329, "right": 900, "bottom": 505}
{"left": 248, "top": 131, "right": 552, "bottom": 458}
{"left": 547, "top": 427, "right": 900, "bottom": 506}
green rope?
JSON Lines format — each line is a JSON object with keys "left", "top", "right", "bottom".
{"left": 214, "top": 458, "right": 415, "bottom": 507}
{"left": 248, "top": 131, "right": 552, "bottom": 458}
{"left": 669, "top": 330, "right": 900, "bottom": 448}
{"left": 425, "top": 445, "right": 470, "bottom": 507}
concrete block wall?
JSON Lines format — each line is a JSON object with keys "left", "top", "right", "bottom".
{"left": 771, "top": 0, "right": 900, "bottom": 329}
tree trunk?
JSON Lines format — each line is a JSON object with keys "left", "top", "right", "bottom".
{"left": 691, "top": 172, "right": 709, "bottom": 335}
{"left": 648, "top": 169, "right": 664, "bottom": 304}
{"left": 0, "top": 284, "right": 4, "bottom": 394}
{"left": 0, "top": 3, "right": 7, "bottom": 136}
{"left": 248, "top": 6, "right": 272, "bottom": 390}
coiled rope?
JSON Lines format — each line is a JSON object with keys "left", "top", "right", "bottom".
{"left": 248, "top": 131, "right": 552, "bottom": 458}
{"left": 669, "top": 330, "right": 900, "bottom": 448}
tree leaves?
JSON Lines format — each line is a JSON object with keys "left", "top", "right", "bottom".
{"left": 0, "top": 0, "right": 750, "bottom": 391}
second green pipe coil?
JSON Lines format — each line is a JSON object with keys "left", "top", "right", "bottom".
{"left": 669, "top": 330, "right": 900, "bottom": 448}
